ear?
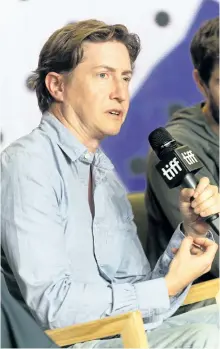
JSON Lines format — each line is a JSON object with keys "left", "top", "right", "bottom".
{"left": 45, "top": 72, "right": 65, "bottom": 102}
{"left": 192, "top": 69, "right": 208, "bottom": 99}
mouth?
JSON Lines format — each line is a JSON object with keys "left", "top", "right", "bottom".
{"left": 106, "top": 109, "right": 123, "bottom": 119}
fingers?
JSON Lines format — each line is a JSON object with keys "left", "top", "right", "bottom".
{"left": 193, "top": 177, "right": 210, "bottom": 198}
{"left": 191, "top": 186, "right": 217, "bottom": 208}
{"left": 190, "top": 246, "right": 204, "bottom": 256}
{"left": 193, "top": 236, "right": 218, "bottom": 249}
{"left": 178, "top": 237, "right": 218, "bottom": 261}
{"left": 172, "top": 242, "right": 205, "bottom": 255}
{"left": 191, "top": 185, "right": 219, "bottom": 216}
{"left": 180, "top": 188, "right": 195, "bottom": 203}
{"left": 196, "top": 201, "right": 220, "bottom": 217}
{"left": 193, "top": 237, "right": 218, "bottom": 263}
{"left": 180, "top": 177, "right": 210, "bottom": 203}
{"left": 181, "top": 177, "right": 220, "bottom": 218}
{"left": 178, "top": 236, "right": 194, "bottom": 253}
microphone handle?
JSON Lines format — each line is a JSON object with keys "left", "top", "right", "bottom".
{"left": 182, "top": 173, "right": 219, "bottom": 236}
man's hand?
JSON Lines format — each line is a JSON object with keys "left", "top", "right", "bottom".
{"left": 165, "top": 236, "right": 218, "bottom": 296}
{"left": 180, "top": 177, "right": 220, "bottom": 237}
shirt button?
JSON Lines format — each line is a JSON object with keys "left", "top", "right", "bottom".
{"left": 84, "top": 153, "right": 90, "bottom": 160}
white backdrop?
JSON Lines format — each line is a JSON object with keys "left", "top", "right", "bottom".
{"left": 0, "top": 0, "right": 209, "bottom": 151}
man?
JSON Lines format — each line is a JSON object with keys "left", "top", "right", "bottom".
{"left": 145, "top": 17, "right": 219, "bottom": 275}
{"left": 1, "top": 19, "right": 219, "bottom": 348}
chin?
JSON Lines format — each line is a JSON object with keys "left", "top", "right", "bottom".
{"left": 105, "top": 126, "right": 122, "bottom": 136}
{"left": 102, "top": 120, "right": 124, "bottom": 136}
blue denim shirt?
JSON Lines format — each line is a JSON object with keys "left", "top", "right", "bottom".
{"left": 1, "top": 113, "right": 190, "bottom": 330}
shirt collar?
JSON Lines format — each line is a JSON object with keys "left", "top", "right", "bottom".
{"left": 40, "top": 112, "right": 114, "bottom": 171}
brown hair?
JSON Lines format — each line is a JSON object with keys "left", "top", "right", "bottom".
{"left": 27, "top": 19, "right": 141, "bottom": 113}
{"left": 190, "top": 17, "right": 219, "bottom": 85}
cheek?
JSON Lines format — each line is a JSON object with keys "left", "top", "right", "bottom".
{"left": 125, "top": 103, "right": 130, "bottom": 114}
{"left": 209, "top": 81, "right": 219, "bottom": 106}
{"left": 209, "top": 89, "right": 219, "bottom": 109}
{"left": 84, "top": 83, "right": 102, "bottom": 105}
{"left": 124, "top": 94, "right": 130, "bottom": 111}
{"left": 122, "top": 103, "right": 130, "bottom": 122}
{"left": 213, "top": 89, "right": 219, "bottom": 107}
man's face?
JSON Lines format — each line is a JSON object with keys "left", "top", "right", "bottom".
{"left": 63, "top": 40, "right": 132, "bottom": 139}
{"left": 207, "top": 64, "right": 219, "bottom": 124}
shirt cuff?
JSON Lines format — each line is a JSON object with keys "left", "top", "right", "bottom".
{"left": 110, "top": 278, "right": 170, "bottom": 319}
{"left": 165, "top": 223, "right": 185, "bottom": 259}
{"left": 134, "top": 277, "right": 170, "bottom": 316}
{"left": 110, "top": 283, "right": 138, "bottom": 315}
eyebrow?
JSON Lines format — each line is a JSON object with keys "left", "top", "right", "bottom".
{"left": 93, "top": 65, "right": 133, "bottom": 75}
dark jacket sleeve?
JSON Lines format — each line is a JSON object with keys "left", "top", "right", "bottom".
{"left": 1, "top": 273, "right": 59, "bottom": 348}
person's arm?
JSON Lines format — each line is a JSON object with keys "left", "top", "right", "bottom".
{"left": 111, "top": 200, "right": 191, "bottom": 329}
{"left": 1, "top": 151, "right": 115, "bottom": 329}
{"left": 147, "top": 149, "right": 219, "bottom": 277}
{"left": 1, "top": 151, "right": 172, "bottom": 330}
{"left": 112, "top": 176, "right": 219, "bottom": 330}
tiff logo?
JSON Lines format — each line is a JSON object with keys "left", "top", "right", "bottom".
{"left": 182, "top": 150, "right": 198, "bottom": 165}
{"left": 162, "top": 157, "right": 182, "bottom": 180}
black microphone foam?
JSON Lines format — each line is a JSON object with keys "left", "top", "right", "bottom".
{"left": 148, "top": 127, "right": 176, "bottom": 158}
{"left": 148, "top": 127, "right": 219, "bottom": 235}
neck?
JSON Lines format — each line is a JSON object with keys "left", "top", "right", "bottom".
{"left": 202, "top": 103, "right": 219, "bottom": 135}
{"left": 50, "top": 106, "right": 100, "bottom": 153}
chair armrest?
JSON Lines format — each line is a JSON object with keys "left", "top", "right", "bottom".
{"left": 45, "top": 310, "right": 148, "bottom": 348}
{"left": 183, "top": 278, "right": 220, "bottom": 306}
{"left": 45, "top": 279, "right": 219, "bottom": 346}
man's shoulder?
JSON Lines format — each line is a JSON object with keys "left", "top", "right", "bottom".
{"left": 1, "top": 129, "right": 55, "bottom": 173}
{"left": 166, "top": 104, "right": 204, "bottom": 142}
{"left": 169, "top": 104, "right": 202, "bottom": 122}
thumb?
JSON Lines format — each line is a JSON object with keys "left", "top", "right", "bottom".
{"left": 193, "top": 237, "right": 218, "bottom": 257}
{"left": 179, "top": 236, "right": 194, "bottom": 254}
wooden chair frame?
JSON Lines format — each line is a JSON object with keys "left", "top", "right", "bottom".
{"left": 46, "top": 278, "right": 219, "bottom": 348}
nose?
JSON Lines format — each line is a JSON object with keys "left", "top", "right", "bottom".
{"left": 109, "top": 80, "right": 127, "bottom": 103}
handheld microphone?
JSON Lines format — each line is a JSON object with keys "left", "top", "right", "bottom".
{"left": 148, "top": 127, "right": 219, "bottom": 235}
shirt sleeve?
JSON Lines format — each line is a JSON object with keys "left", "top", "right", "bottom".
{"left": 1, "top": 151, "right": 113, "bottom": 329}
{"left": 111, "top": 223, "right": 192, "bottom": 329}
{"left": 3, "top": 151, "right": 174, "bottom": 330}
{"left": 1, "top": 151, "right": 214, "bottom": 332}
{"left": 113, "top": 213, "right": 216, "bottom": 330}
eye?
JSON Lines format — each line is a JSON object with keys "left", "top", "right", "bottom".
{"left": 123, "top": 76, "right": 131, "bottom": 82}
{"left": 98, "top": 73, "right": 109, "bottom": 79}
